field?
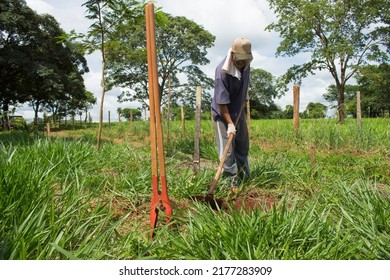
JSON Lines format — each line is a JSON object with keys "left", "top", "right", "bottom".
{"left": 0, "top": 118, "right": 389, "bottom": 260}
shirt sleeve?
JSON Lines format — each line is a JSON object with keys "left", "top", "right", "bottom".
{"left": 214, "top": 71, "right": 231, "bottom": 105}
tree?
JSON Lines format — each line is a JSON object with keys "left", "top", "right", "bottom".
{"left": 170, "top": 104, "right": 195, "bottom": 121}
{"left": 302, "top": 102, "right": 327, "bottom": 118}
{"left": 120, "top": 108, "right": 142, "bottom": 120}
{"left": 28, "top": 14, "right": 88, "bottom": 125}
{"left": 82, "top": 0, "right": 110, "bottom": 149}
{"left": 108, "top": 12, "right": 215, "bottom": 109}
{"left": 283, "top": 105, "right": 294, "bottom": 119}
{"left": 1, "top": 0, "right": 40, "bottom": 128}
{"left": 266, "top": 0, "right": 389, "bottom": 123}
{"left": 355, "top": 63, "right": 390, "bottom": 117}
{"left": 78, "top": 0, "right": 144, "bottom": 149}
{"left": 248, "top": 68, "right": 280, "bottom": 119}
{"left": 324, "top": 84, "right": 360, "bottom": 117}
{"left": 1, "top": 0, "right": 89, "bottom": 128}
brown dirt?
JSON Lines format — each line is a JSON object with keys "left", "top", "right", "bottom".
{"left": 232, "top": 189, "right": 281, "bottom": 212}
{"left": 190, "top": 188, "right": 281, "bottom": 212}
{"left": 90, "top": 187, "right": 283, "bottom": 237}
{"left": 49, "top": 131, "right": 66, "bottom": 136}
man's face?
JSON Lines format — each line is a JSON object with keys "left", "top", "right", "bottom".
{"left": 232, "top": 53, "right": 249, "bottom": 70}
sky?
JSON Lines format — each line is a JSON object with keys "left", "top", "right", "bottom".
{"left": 21, "top": 0, "right": 335, "bottom": 121}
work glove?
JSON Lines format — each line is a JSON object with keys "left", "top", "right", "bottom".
{"left": 227, "top": 123, "right": 236, "bottom": 137}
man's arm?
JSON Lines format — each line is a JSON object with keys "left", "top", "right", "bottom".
{"left": 219, "top": 104, "right": 236, "bottom": 136}
{"left": 219, "top": 104, "right": 233, "bottom": 125}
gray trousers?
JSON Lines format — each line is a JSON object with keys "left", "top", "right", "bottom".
{"left": 213, "top": 117, "right": 250, "bottom": 181}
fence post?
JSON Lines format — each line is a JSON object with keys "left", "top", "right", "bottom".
{"left": 46, "top": 122, "right": 51, "bottom": 136}
{"left": 356, "top": 91, "right": 362, "bottom": 130}
{"left": 193, "top": 86, "right": 202, "bottom": 173}
{"left": 108, "top": 110, "right": 111, "bottom": 128}
{"left": 181, "top": 106, "right": 185, "bottom": 134}
{"left": 293, "top": 85, "right": 300, "bottom": 130}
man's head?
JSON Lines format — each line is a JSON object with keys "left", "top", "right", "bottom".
{"left": 231, "top": 37, "right": 253, "bottom": 69}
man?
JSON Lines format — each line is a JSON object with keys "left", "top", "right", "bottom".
{"left": 211, "top": 37, "right": 253, "bottom": 190}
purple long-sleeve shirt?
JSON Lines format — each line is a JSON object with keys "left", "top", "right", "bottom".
{"left": 211, "top": 57, "right": 250, "bottom": 124}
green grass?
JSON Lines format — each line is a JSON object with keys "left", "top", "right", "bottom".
{"left": 154, "top": 180, "right": 389, "bottom": 259}
{"left": 0, "top": 118, "right": 389, "bottom": 259}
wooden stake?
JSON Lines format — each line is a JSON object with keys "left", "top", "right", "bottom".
{"left": 293, "top": 85, "right": 300, "bottom": 130}
{"left": 356, "top": 91, "right": 362, "bottom": 130}
{"left": 193, "top": 86, "right": 202, "bottom": 173}
{"left": 181, "top": 106, "right": 185, "bottom": 134}
{"left": 46, "top": 122, "right": 51, "bottom": 136}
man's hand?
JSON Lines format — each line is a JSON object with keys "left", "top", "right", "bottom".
{"left": 227, "top": 123, "right": 236, "bottom": 137}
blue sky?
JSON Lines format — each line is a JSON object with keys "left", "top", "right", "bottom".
{"left": 22, "top": 0, "right": 334, "bottom": 121}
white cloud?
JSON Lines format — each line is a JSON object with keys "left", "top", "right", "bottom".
{"left": 25, "top": 0, "right": 54, "bottom": 14}
{"left": 26, "top": 0, "right": 89, "bottom": 33}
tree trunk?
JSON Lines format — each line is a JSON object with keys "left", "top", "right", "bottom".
{"left": 337, "top": 85, "right": 345, "bottom": 123}
{"left": 1, "top": 103, "right": 10, "bottom": 131}
{"left": 97, "top": 59, "right": 105, "bottom": 150}
{"left": 33, "top": 100, "right": 40, "bottom": 127}
{"left": 96, "top": 2, "right": 106, "bottom": 150}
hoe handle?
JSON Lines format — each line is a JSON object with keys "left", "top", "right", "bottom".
{"left": 207, "top": 132, "right": 234, "bottom": 195}
{"left": 207, "top": 103, "right": 246, "bottom": 195}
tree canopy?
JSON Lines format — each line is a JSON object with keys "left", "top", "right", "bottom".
{"left": 355, "top": 63, "right": 390, "bottom": 117}
{"left": 266, "top": 0, "right": 389, "bottom": 123}
{"left": 1, "top": 0, "right": 90, "bottom": 127}
{"left": 324, "top": 63, "right": 390, "bottom": 117}
{"left": 302, "top": 102, "right": 327, "bottom": 119}
{"left": 248, "top": 68, "right": 281, "bottom": 119}
{"left": 106, "top": 11, "right": 215, "bottom": 109}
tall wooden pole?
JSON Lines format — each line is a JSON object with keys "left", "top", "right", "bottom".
{"left": 181, "top": 106, "right": 185, "bottom": 134}
{"left": 293, "top": 85, "right": 300, "bottom": 130}
{"left": 193, "top": 86, "right": 202, "bottom": 173}
{"left": 356, "top": 91, "right": 362, "bottom": 130}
